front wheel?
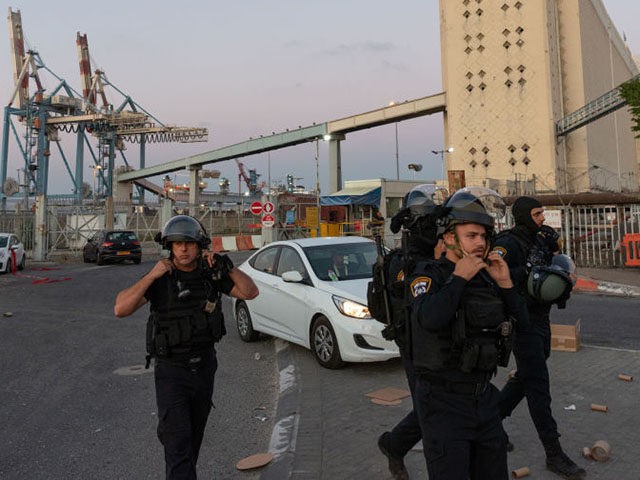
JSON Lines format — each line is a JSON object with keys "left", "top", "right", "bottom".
{"left": 311, "top": 316, "right": 344, "bottom": 369}
{"left": 18, "top": 254, "right": 25, "bottom": 270}
{"left": 236, "top": 302, "right": 260, "bottom": 342}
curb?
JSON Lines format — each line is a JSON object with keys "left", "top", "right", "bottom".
{"left": 260, "top": 339, "right": 299, "bottom": 480}
{"left": 574, "top": 277, "right": 640, "bottom": 297}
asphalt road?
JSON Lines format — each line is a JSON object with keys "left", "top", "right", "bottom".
{"left": 0, "top": 252, "right": 277, "bottom": 480}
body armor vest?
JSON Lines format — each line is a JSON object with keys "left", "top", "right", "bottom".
{"left": 412, "top": 271, "right": 512, "bottom": 373}
{"left": 146, "top": 269, "right": 225, "bottom": 366}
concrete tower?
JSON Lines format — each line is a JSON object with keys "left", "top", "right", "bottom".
{"left": 440, "top": 0, "right": 639, "bottom": 194}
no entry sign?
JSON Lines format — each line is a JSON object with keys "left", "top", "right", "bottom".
{"left": 250, "top": 201, "right": 263, "bottom": 215}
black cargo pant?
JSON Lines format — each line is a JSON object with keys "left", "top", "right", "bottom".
{"left": 499, "top": 318, "right": 560, "bottom": 443}
{"left": 154, "top": 349, "right": 217, "bottom": 480}
{"left": 383, "top": 350, "right": 422, "bottom": 458}
{"left": 415, "top": 374, "right": 508, "bottom": 480}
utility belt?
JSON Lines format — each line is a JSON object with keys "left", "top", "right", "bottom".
{"left": 422, "top": 372, "right": 491, "bottom": 396}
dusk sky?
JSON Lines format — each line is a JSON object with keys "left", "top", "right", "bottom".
{"left": 1, "top": 0, "right": 639, "bottom": 196}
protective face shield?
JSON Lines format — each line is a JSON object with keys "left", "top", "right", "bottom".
{"left": 157, "top": 215, "right": 211, "bottom": 249}
{"left": 439, "top": 187, "right": 506, "bottom": 232}
{"left": 527, "top": 254, "right": 577, "bottom": 303}
{"left": 391, "top": 184, "right": 448, "bottom": 234}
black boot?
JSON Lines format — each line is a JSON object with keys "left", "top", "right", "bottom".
{"left": 378, "top": 432, "right": 409, "bottom": 480}
{"left": 543, "top": 439, "right": 587, "bottom": 480}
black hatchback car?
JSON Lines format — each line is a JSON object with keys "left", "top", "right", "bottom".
{"left": 83, "top": 230, "right": 142, "bottom": 265}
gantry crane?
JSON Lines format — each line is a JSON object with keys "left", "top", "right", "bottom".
{"left": 0, "top": 8, "right": 210, "bottom": 260}
{"left": 1, "top": 7, "right": 209, "bottom": 215}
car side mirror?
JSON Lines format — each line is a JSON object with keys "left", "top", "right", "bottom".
{"left": 281, "top": 270, "right": 304, "bottom": 283}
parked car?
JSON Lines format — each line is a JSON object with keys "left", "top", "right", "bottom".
{"left": 0, "top": 233, "right": 26, "bottom": 273}
{"left": 232, "top": 236, "right": 399, "bottom": 368}
{"left": 83, "top": 230, "right": 142, "bottom": 265}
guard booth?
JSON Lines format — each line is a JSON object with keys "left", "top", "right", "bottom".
{"left": 320, "top": 179, "right": 440, "bottom": 243}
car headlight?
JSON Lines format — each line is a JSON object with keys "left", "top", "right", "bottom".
{"left": 332, "top": 295, "right": 371, "bottom": 319}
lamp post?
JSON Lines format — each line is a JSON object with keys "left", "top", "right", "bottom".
{"left": 408, "top": 163, "right": 423, "bottom": 180}
{"left": 431, "top": 147, "right": 454, "bottom": 181}
{"left": 395, "top": 122, "right": 400, "bottom": 180}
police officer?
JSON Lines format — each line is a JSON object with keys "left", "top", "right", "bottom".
{"left": 375, "top": 184, "right": 447, "bottom": 480}
{"left": 493, "top": 196, "right": 586, "bottom": 480}
{"left": 409, "top": 188, "right": 528, "bottom": 480}
{"left": 114, "top": 215, "right": 258, "bottom": 480}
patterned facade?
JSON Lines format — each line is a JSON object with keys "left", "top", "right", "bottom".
{"left": 440, "top": 0, "right": 640, "bottom": 194}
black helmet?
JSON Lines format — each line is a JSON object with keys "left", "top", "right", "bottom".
{"left": 439, "top": 187, "right": 506, "bottom": 232}
{"left": 158, "top": 215, "right": 210, "bottom": 249}
{"left": 391, "top": 183, "right": 448, "bottom": 233}
{"left": 527, "top": 254, "right": 576, "bottom": 303}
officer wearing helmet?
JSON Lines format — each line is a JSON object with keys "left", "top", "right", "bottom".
{"left": 408, "top": 187, "right": 528, "bottom": 479}
{"left": 374, "top": 184, "right": 447, "bottom": 480}
{"left": 114, "top": 215, "right": 258, "bottom": 479}
{"left": 492, "top": 196, "right": 585, "bottom": 480}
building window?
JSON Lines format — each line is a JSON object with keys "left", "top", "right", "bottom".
{"left": 503, "top": 29, "right": 511, "bottom": 37}
{"left": 516, "top": 39, "right": 525, "bottom": 47}
{"left": 476, "top": 9, "right": 483, "bottom": 16}
{"left": 478, "top": 69, "right": 486, "bottom": 78}
{"left": 516, "top": 26, "right": 524, "bottom": 34}
{"left": 518, "top": 77, "right": 527, "bottom": 86}
{"left": 503, "top": 41, "right": 511, "bottom": 49}
{"left": 477, "top": 33, "right": 485, "bottom": 41}
{"left": 501, "top": 3, "right": 509, "bottom": 12}
{"left": 466, "top": 71, "right": 474, "bottom": 79}
{"left": 482, "top": 146, "right": 490, "bottom": 154}
{"left": 465, "top": 34, "right": 473, "bottom": 43}
{"left": 522, "top": 156, "right": 530, "bottom": 166}
{"left": 509, "top": 157, "right": 517, "bottom": 166}
{"left": 515, "top": 1, "right": 523, "bottom": 9}
{"left": 518, "top": 64, "right": 526, "bottom": 73}
{"left": 463, "top": 10, "right": 471, "bottom": 18}
{"left": 504, "top": 66, "right": 513, "bottom": 75}
{"left": 470, "top": 159, "right": 478, "bottom": 168}
{"left": 482, "top": 159, "right": 491, "bottom": 168}
{"left": 505, "top": 79, "right": 513, "bottom": 88}
{"left": 469, "top": 147, "right": 477, "bottom": 155}
{"left": 467, "top": 84, "right": 474, "bottom": 92}
{"left": 465, "top": 46, "right": 473, "bottom": 55}
{"left": 478, "top": 44, "right": 485, "bottom": 52}
{"left": 508, "top": 144, "right": 516, "bottom": 153}
{"left": 521, "top": 143, "right": 530, "bottom": 152}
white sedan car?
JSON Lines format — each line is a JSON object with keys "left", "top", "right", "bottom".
{"left": 0, "top": 233, "right": 26, "bottom": 273}
{"left": 233, "top": 236, "right": 399, "bottom": 368}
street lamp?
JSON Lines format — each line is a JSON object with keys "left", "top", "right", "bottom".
{"left": 432, "top": 147, "right": 454, "bottom": 181}
{"left": 408, "top": 163, "right": 423, "bottom": 180}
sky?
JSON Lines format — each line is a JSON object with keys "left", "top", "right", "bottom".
{"left": 1, "top": 0, "right": 639, "bottom": 196}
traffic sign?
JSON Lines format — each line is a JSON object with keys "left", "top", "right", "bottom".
{"left": 261, "top": 214, "right": 275, "bottom": 228}
{"left": 263, "top": 201, "right": 275, "bottom": 214}
{"left": 250, "top": 201, "right": 263, "bottom": 215}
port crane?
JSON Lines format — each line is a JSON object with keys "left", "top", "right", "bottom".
{"left": 1, "top": 8, "right": 208, "bottom": 214}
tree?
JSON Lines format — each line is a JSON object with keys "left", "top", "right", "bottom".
{"left": 619, "top": 76, "right": 640, "bottom": 138}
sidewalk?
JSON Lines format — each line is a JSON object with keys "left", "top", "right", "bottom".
{"left": 261, "top": 269, "right": 640, "bottom": 480}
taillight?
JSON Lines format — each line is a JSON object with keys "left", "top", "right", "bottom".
{"left": 102, "top": 242, "right": 114, "bottom": 247}
{"left": 132, "top": 240, "right": 140, "bottom": 246}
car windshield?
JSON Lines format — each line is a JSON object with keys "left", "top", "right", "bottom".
{"left": 106, "top": 232, "right": 137, "bottom": 242}
{"left": 303, "top": 241, "right": 377, "bottom": 281}
{"left": 0, "top": 237, "right": 7, "bottom": 248}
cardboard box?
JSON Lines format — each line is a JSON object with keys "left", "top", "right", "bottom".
{"left": 551, "top": 319, "right": 581, "bottom": 352}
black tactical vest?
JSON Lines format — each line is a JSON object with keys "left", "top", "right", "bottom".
{"left": 412, "top": 271, "right": 512, "bottom": 373}
{"left": 146, "top": 268, "right": 225, "bottom": 365}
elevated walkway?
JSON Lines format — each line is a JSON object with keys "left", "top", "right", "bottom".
{"left": 556, "top": 74, "right": 639, "bottom": 137}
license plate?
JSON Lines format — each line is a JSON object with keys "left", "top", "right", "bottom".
{"left": 117, "top": 251, "right": 130, "bottom": 256}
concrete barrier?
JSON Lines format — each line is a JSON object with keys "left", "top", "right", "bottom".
{"left": 251, "top": 235, "right": 263, "bottom": 249}
{"left": 236, "top": 235, "right": 255, "bottom": 251}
